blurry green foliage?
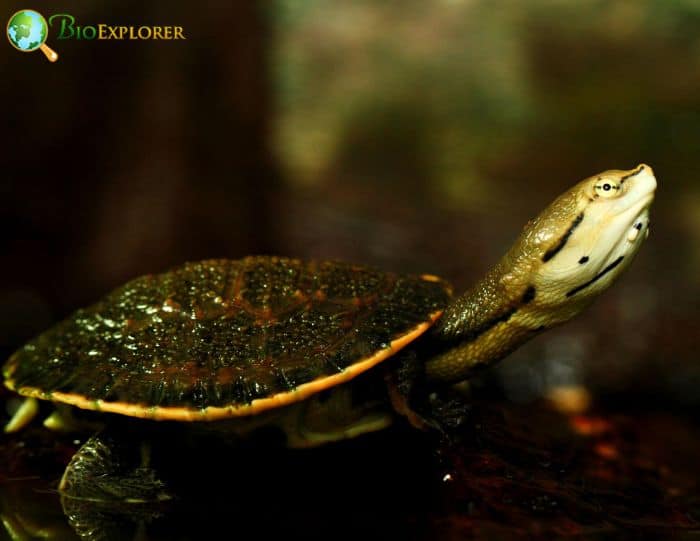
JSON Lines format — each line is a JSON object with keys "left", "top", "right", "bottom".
{"left": 273, "top": 0, "right": 700, "bottom": 211}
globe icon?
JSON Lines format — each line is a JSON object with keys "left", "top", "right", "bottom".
{"left": 6, "top": 9, "right": 58, "bottom": 62}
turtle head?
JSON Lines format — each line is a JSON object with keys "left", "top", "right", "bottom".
{"left": 525, "top": 164, "right": 656, "bottom": 322}
{"left": 426, "top": 164, "right": 657, "bottom": 384}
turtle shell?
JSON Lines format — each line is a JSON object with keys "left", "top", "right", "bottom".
{"left": 3, "top": 257, "right": 451, "bottom": 421}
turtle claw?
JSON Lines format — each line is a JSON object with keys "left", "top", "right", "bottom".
{"left": 4, "top": 398, "right": 39, "bottom": 434}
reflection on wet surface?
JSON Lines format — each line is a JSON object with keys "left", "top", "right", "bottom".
{"left": 1, "top": 394, "right": 698, "bottom": 540}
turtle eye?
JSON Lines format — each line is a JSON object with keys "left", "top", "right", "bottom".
{"left": 594, "top": 180, "right": 621, "bottom": 198}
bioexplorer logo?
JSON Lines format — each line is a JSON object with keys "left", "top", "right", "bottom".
{"left": 7, "top": 9, "right": 186, "bottom": 62}
{"left": 7, "top": 10, "right": 58, "bottom": 61}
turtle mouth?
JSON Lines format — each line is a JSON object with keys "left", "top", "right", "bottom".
{"left": 622, "top": 165, "right": 656, "bottom": 212}
{"left": 617, "top": 164, "right": 655, "bottom": 233}
{"left": 602, "top": 185, "right": 655, "bottom": 269}
{"left": 584, "top": 167, "right": 656, "bottom": 274}
{"left": 620, "top": 193, "right": 652, "bottom": 240}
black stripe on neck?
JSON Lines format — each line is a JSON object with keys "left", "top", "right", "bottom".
{"left": 521, "top": 285, "right": 536, "bottom": 304}
{"left": 566, "top": 256, "right": 624, "bottom": 297}
{"left": 437, "top": 285, "right": 537, "bottom": 345}
{"left": 542, "top": 212, "right": 584, "bottom": 262}
{"left": 461, "top": 306, "right": 518, "bottom": 342}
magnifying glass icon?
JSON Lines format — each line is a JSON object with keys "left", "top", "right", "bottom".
{"left": 7, "top": 9, "right": 59, "bottom": 62}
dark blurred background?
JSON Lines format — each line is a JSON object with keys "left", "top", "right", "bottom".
{"left": 2, "top": 0, "right": 699, "bottom": 420}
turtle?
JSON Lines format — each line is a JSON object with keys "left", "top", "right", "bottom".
{"left": 2, "top": 164, "right": 656, "bottom": 504}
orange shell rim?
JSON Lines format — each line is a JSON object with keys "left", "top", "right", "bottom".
{"left": 4, "top": 310, "right": 442, "bottom": 422}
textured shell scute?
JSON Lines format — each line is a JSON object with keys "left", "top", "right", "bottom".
{"left": 4, "top": 257, "right": 451, "bottom": 411}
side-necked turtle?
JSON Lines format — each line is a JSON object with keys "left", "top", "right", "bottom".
{"left": 3, "top": 165, "right": 656, "bottom": 502}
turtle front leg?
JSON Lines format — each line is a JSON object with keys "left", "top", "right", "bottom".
{"left": 59, "top": 427, "right": 171, "bottom": 503}
{"left": 387, "top": 351, "right": 472, "bottom": 438}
